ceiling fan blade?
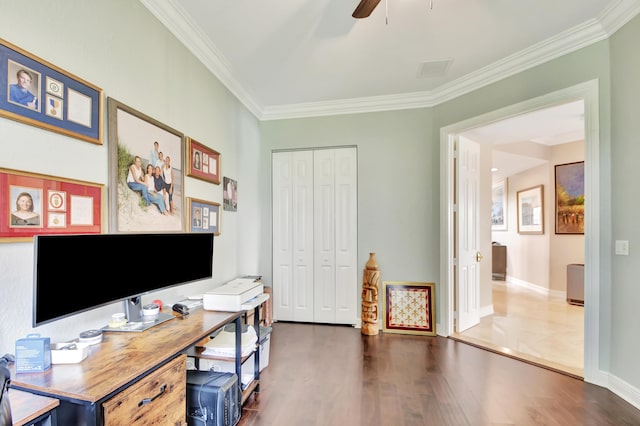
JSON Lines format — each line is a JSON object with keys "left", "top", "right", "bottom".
{"left": 352, "top": 0, "right": 382, "bottom": 18}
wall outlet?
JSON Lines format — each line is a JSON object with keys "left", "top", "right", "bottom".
{"left": 615, "top": 240, "right": 629, "bottom": 256}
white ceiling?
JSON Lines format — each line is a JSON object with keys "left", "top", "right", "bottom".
{"left": 142, "top": 0, "right": 639, "bottom": 119}
{"left": 140, "top": 0, "right": 637, "bottom": 179}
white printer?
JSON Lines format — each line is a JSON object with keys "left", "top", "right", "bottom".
{"left": 203, "top": 278, "right": 264, "bottom": 312}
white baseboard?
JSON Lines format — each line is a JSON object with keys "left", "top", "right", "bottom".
{"left": 598, "top": 370, "right": 640, "bottom": 411}
{"left": 505, "top": 276, "right": 566, "bottom": 301}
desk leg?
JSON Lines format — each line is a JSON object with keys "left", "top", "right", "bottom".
{"left": 253, "top": 305, "right": 260, "bottom": 393}
{"left": 234, "top": 315, "right": 242, "bottom": 408}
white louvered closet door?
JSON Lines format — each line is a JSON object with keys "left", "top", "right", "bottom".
{"left": 272, "top": 151, "right": 314, "bottom": 322}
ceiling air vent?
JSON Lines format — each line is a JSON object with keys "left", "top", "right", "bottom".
{"left": 417, "top": 59, "right": 453, "bottom": 78}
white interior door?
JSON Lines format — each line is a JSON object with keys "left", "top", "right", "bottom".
{"left": 272, "top": 151, "right": 314, "bottom": 322}
{"left": 456, "top": 136, "right": 481, "bottom": 332}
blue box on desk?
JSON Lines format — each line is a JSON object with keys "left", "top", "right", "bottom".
{"left": 15, "top": 333, "right": 51, "bottom": 373}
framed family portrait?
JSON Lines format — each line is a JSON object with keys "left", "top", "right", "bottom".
{"left": 555, "top": 161, "right": 584, "bottom": 235}
{"left": 0, "top": 38, "right": 103, "bottom": 145}
{"left": 382, "top": 281, "right": 436, "bottom": 336}
{"left": 223, "top": 176, "right": 237, "bottom": 212}
{"left": 491, "top": 179, "right": 508, "bottom": 231}
{"left": 187, "top": 197, "right": 220, "bottom": 235}
{"left": 186, "top": 137, "right": 221, "bottom": 185}
{"left": 107, "top": 97, "right": 185, "bottom": 233}
{"left": 517, "top": 184, "right": 544, "bottom": 235}
{"left": 0, "top": 168, "right": 104, "bottom": 242}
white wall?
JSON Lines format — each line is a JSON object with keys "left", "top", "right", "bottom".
{"left": 0, "top": 0, "right": 262, "bottom": 354}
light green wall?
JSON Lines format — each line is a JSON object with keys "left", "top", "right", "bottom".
{"left": 261, "top": 108, "right": 439, "bottom": 293}
{"left": 610, "top": 13, "right": 640, "bottom": 387}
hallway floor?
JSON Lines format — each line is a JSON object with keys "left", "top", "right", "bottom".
{"left": 451, "top": 280, "right": 584, "bottom": 378}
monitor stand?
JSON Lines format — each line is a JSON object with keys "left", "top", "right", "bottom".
{"left": 102, "top": 297, "right": 175, "bottom": 333}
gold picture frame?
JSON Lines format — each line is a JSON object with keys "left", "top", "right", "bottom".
{"left": 517, "top": 184, "right": 544, "bottom": 235}
{"left": 107, "top": 97, "right": 185, "bottom": 233}
{"left": 382, "top": 281, "right": 436, "bottom": 336}
{"left": 0, "top": 167, "right": 104, "bottom": 242}
{"left": 187, "top": 197, "right": 220, "bottom": 236}
{"left": 186, "top": 137, "right": 221, "bottom": 185}
{"left": 1, "top": 38, "right": 103, "bottom": 145}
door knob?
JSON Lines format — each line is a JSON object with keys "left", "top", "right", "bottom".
{"left": 476, "top": 251, "right": 483, "bottom": 262}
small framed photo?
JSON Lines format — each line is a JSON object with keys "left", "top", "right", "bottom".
{"left": 382, "top": 281, "right": 436, "bottom": 336}
{"left": 517, "top": 184, "right": 544, "bottom": 235}
{"left": 223, "top": 177, "right": 237, "bottom": 212}
{"left": 186, "top": 137, "right": 221, "bottom": 185}
{"left": 1, "top": 38, "right": 103, "bottom": 145}
{"left": 187, "top": 197, "right": 220, "bottom": 235}
{"left": 0, "top": 167, "right": 104, "bottom": 242}
{"left": 491, "top": 179, "right": 507, "bottom": 231}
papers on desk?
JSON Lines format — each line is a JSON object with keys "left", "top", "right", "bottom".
{"left": 201, "top": 325, "right": 258, "bottom": 358}
{"left": 241, "top": 292, "right": 270, "bottom": 311}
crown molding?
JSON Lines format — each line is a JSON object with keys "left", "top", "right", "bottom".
{"left": 599, "top": 0, "right": 640, "bottom": 35}
{"left": 141, "top": 0, "right": 640, "bottom": 121}
{"left": 140, "top": 0, "right": 262, "bottom": 118}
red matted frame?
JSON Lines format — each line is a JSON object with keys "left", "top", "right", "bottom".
{"left": 0, "top": 168, "right": 104, "bottom": 242}
{"left": 186, "top": 137, "right": 221, "bottom": 185}
{"left": 382, "top": 281, "right": 436, "bottom": 336}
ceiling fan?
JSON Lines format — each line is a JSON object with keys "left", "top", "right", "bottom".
{"left": 352, "top": 0, "right": 435, "bottom": 19}
{"left": 352, "top": 0, "right": 381, "bottom": 18}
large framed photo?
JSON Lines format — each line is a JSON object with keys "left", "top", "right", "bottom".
{"left": 517, "top": 184, "right": 544, "bottom": 235}
{"left": 186, "top": 137, "right": 221, "bottom": 185}
{"left": 0, "top": 167, "right": 104, "bottom": 242}
{"left": 491, "top": 179, "right": 507, "bottom": 231}
{"left": 187, "top": 197, "right": 220, "bottom": 236}
{"left": 382, "top": 281, "right": 436, "bottom": 336}
{"left": 0, "top": 38, "right": 103, "bottom": 145}
{"left": 108, "top": 98, "right": 184, "bottom": 233}
{"left": 555, "top": 161, "right": 584, "bottom": 235}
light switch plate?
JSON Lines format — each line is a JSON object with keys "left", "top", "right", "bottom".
{"left": 615, "top": 240, "right": 629, "bottom": 256}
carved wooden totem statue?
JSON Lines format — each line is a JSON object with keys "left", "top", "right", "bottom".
{"left": 361, "top": 252, "right": 380, "bottom": 335}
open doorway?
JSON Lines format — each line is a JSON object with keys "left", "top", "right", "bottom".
{"left": 452, "top": 100, "right": 585, "bottom": 377}
{"left": 438, "top": 80, "right": 601, "bottom": 383}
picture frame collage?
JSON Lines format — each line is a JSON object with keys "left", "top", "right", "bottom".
{"left": 1, "top": 37, "right": 225, "bottom": 241}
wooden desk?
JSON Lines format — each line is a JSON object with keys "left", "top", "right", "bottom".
{"left": 9, "top": 389, "right": 59, "bottom": 426}
{"left": 9, "top": 309, "right": 242, "bottom": 425}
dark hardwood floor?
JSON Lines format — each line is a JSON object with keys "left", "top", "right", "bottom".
{"left": 239, "top": 322, "right": 640, "bottom": 425}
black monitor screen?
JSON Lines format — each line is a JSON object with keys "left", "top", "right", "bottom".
{"left": 33, "top": 233, "right": 214, "bottom": 326}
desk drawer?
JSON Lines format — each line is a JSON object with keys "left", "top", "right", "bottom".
{"left": 103, "top": 354, "right": 186, "bottom": 425}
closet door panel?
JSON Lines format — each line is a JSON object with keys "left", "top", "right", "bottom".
{"left": 292, "top": 151, "right": 314, "bottom": 322}
{"left": 334, "top": 148, "right": 358, "bottom": 324}
{"left": 314, "top": 150, "right": 336, "bottom": 323}
{"left": 272, "top": 153, "right": 293, "bottom": 321}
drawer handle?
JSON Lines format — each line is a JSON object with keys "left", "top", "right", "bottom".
{"left": 138, "top": 384, "right": 167, "bottom": 407}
